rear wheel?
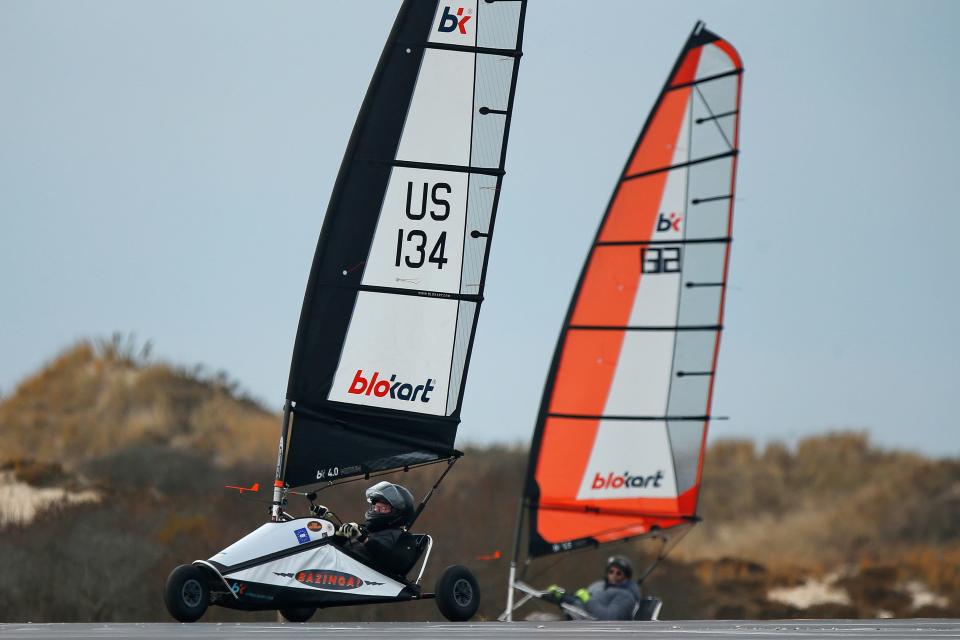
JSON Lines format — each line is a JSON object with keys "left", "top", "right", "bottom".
{"left": 280, "top": 607, "right": 316, "bottom": 623}
{"left": 435, "top": 565, "right": 480, "bottom": 622}
{"left": 163, "top": 564, "right": 209, "bottom": 622}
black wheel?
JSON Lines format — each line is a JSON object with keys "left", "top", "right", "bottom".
{"left": 435, "top": 565, "right": 480, "bottom": 622}
{"left": 163, "top": 564, "right": 210, "bottom": 622}
{"left": 280, "top": 607, "right": 316, "bottom": 623}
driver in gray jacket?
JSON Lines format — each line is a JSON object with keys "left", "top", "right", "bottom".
{"left": 548, "top": 555, "right": 641, "bottom": 620}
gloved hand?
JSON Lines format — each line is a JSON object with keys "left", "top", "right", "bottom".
{"left": 336, "top": 522, "right": 364, "bottom": 540}
{"left": 573, "top": 588, "right": 591, "bottom": 604}
{"left": 309, "top": 503, "right": 328, "bottom": 517}
{"left": 544, "top": 584, "right": 565, "bottom": 603}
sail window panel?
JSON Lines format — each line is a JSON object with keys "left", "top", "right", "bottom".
{"left": 548, "top": 330, "right": 625, "bottom": 416}
{"left": 666, "top": 373, "right": 710, "bottom": 421}
{"left": 476, "top": 0, "right": 521, "bottom": 50}
{"left": 687, "top": 156, "right": 735, "bottom": 210}
{"left": 327, "top": 292, "right": 458, "bottom": 417}
{"left": 570, "top": 246, "right": 641, "bottom": 326}
{"left": 681, "top": 242, "right": 726, "bottom": 284}
{"left": 692, "top": 74, "right": 738, "bottom": 149}
{"left": 471, "top": 53, "right": 514, "bottom": 168}
{"left": 428, "top": 0, "right": 478, "bottom": 47}
{"left": 362, "top": 167, "right": 469, "bottom": 295}
{"left": 461, "top": 174, "right": 498, "bottom": 293}
{"left": 395, "top": 49, "right": 475, "bottom": 167}
{"left": 695, "top": 42, "right": 739, "bottom": 80}
{"left": 575, "top": 420, "right": 679, "bottom": 500}
{"left": 677, "top": 242, "right": 726, "bottom": 326}
{"left": 684, "top": 196, "right": 731, "bottom": 240}
{"left": 689, "top": 81, "right": 737, "bottom": 162}
{"left": 677, "top": 287, "right": 723, "bottom": 328}
{"left": 602, "top": 332, "right": 674, "bottom": 417}
{"left": 667, "top": 419, "right": 706, "bottom": 497}
{"left": 445, "top": 300, "right": 478, "bottom": 414}
{"left": 672, "top": 329, "right": 718, "bottom": 377}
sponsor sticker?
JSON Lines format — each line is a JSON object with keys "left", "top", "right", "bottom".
{"left": 294, "top": 527, "right": 310, "bottom": 544}
{"left": 307, "top": 521, "right": 323, "bottom": 532}
{"left": 295, "top": 570, "right": 364, "bottom": 590}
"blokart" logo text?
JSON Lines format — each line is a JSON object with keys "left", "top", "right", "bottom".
{"left": 591, "top": 470, "right": 665, "bottom": 490}
{"left": 348, "top": 369, "right": 435, "bottom": 403}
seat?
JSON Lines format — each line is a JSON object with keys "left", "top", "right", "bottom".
{"left": 634, "top": 596, "right": 662, "bottom": 621}
{"left": 396, "top": 533, "right": 431, "bottom": 577}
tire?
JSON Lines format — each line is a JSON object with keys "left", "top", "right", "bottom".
{"left": 435, "top": 565, "right": 480, "bottom": 622}
{"left": 163, "top": 564, "right": 210, "bottom": 622}
{"left": 280, "top": 607, "right": 316, "bottom": 623}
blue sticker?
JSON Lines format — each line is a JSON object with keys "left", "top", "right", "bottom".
{"left": 294, "top": 527, "right": 310, "bottom": 544}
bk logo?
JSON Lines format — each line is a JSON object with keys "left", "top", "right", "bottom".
{"left": 438, "top": 6, "right": 472, "bottom": 34}
{"left": 657, "top": 212, "right": 682, "bottom": 233}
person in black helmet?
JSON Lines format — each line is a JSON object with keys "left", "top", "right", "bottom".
{"left": 334, "top": 481, "right": 419, "bottom": 576}
{"left": 547, "top": 555, "right": 641, "bottom": 620}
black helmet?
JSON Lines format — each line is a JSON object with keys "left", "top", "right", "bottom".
{"left": 606, "top": 554, "right": 634, "bottom": 580}
{"left": 364, "top": 481, "right": 415, "bottom": 530}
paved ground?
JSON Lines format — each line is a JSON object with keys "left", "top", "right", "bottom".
{"left": 1, "top": 621, "right": 959, "bottom": 639}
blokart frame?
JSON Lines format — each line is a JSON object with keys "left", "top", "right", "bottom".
{"left": 165, "top": 456, "right": 480, "bottom": 622}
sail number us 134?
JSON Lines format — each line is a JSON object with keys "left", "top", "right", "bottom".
{"left": 395, "top": 182, "right": 451, "bottom": 269}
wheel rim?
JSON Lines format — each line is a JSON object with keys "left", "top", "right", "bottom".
{"left": 181, "top": 578, "right": 203, "bottom": 608}
{"left": 452, "top": 578, "right": 473, "bottom": 607}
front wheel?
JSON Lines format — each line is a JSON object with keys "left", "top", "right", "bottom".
{"left": 163, "top": 564, "right": 209, "bottom": 622}
{"left": 280, "top": 607, "right": 316, "bottom": 623}
{"left": 435, "top": 565, "right": 480, "bottom": 622}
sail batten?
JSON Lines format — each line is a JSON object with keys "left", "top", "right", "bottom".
{"left": 521, "top": 23, "right": 742, "bottom": 558}
{"left": 283, "top": 0, "right": 526, "bottom": 490}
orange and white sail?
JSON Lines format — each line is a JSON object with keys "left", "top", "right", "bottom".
{"left": 523, "top": 23, "right": 742, "bottom": 557}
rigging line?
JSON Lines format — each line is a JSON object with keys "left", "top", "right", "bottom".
{"left": 623, "top": 150, "right": 737, "bottom": 181}
{"left": 596, "top": 236, "right": 730, "bottom": 247}
{"left": 667, "top": 68, "right": 742, "bottom": 91}
{"left": 568, "top": 324, "right": 722, "bottom": 332}
{"left": 691, "top": 195, "right": 732, "bottom": 205}
{"left": 386, "top": 159, "right": 504, "bottom": 177}
{"left": 547, "top": 413, "right": 719, "bottom": 421}
{"left": 693, "top": 84, "right": 734, "bottom": 151}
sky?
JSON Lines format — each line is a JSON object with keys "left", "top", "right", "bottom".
{"left": 1, "top": 1, "right": 958, "bottom": 457}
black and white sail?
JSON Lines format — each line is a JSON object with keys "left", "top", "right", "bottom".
{"left": 280, "top": 1, "right": 526, "bottom": 491}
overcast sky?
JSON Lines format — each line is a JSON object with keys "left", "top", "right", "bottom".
{"left": 1, "top": 1, "right": 958, "bottom": 456}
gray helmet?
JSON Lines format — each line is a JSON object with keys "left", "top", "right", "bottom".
{"left": 606, "top": 554, "right": 634, "bottom": 580}
{"left": 364, "top": 481, "right": 415, "bottom": 530}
